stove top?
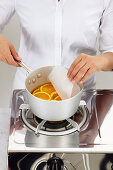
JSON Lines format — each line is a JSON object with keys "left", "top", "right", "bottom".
{"left": 8, "top": 89, "right": 113, "bottom": 153}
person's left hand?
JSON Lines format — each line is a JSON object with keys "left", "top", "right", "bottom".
{"left": 67, "top": 53, "right": 103, "bottom": 84}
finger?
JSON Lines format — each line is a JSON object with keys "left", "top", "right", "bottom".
{"left": 7, "top": 54, "right": 20, "bottom": 67}
{"left": 1, "top": 55, "right": 9, "bottom": 65}
{"left": 8, "top": 46, "right": 21, "bottom": 66}
{"left": 5, "top": 49, "right": 20, "bottom": 67}
{"left": 9, "top": 44, "right": 22, "bottom": 61}
{"left": 67, "top": 55, "right": 82, "bottom": 77}
{"left": 69, "top": 59, "right": 86, "bottom": 81}
{"left": 79, "top": 68, "right": 94, "bottom": 84}
{"left": 71, "top": 64, "right": 90, "bottom": 84}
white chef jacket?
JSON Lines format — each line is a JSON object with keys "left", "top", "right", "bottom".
{"left": 0, "top": 0, "right": 113, "bottom": 90}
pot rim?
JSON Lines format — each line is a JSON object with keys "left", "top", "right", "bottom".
{"left": 25, "top": 65, "right": 83, "bottom": 103}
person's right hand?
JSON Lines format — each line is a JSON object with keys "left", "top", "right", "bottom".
{"left": 0, "top": 34, "right": 21, "bottom": 67}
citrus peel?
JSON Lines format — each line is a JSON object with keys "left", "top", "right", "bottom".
{"left": 33, "top": 92, "right": 51, "bottom": 101}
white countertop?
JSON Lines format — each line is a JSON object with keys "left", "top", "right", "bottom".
{"left": 0, "top": 108, "right": 10, "bottom": 170}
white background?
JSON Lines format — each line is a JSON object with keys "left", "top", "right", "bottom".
{"left": 0, "top": 14, "right": 113, "bottom": 107}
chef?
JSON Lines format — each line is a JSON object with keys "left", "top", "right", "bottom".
{"left": 0, "top": 0, "right": 113, "bottom": 90}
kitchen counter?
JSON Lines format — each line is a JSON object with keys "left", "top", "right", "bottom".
{"left": 0, "top": 108, "right": 10, "bottom": 170}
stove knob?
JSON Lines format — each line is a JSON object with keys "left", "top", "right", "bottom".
{"left": 47, "top": 156, "right": 64, "bottom": 170}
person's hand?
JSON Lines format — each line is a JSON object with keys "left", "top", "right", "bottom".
{"left": 67, "top": 53, "right": 112, "bottom": 84}
{"left": 0, "top": 34, "right": 21, "bottom": 67}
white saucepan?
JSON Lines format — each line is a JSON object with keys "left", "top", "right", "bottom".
{"left": 19, "top": 61, "right": 83, "bottom": 121}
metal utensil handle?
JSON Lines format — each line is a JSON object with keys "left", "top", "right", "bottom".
{"left": 18, "top": 61, "right": 32, "bottom": 73}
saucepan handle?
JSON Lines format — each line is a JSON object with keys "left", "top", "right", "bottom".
{"left": 17, "top": 60, "right": 32, "bottom": 73}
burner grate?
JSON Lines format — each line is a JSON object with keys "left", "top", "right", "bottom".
{"left": 34, "top": 116, "right": 69, "bottom": 130}
{"left": 19, "top": 103, "right": 89, "bottom": 136}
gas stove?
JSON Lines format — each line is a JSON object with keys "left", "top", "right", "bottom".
{"left": 8, "top": 89, "right": 113, "bottom": 170}
{"left": 8, "top": 89, "right": 113, "bottom": 153}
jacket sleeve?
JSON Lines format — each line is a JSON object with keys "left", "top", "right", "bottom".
{"left": 0, "top": 0, "right": 15, "bottom": 32}
{"left": 99, "top": 0, "right": 113, "bottom": 53}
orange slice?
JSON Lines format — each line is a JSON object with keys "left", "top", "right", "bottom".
{"left": 51, "top": 91, "right": 58, "bottom": 100}
{"left": 54, "top": 96, "right": 62, "bottom": 101}
{"left": 32, "top": 82, "right": 62, "bottom": 101}
{"left": 32, "top": 88, "right": 40, "bottom": 95}
{"left": 40, "top": 83, "right": 55, "bottom": 95}
{"left": 34, "top": 92, "right": 51, "bottom": 101}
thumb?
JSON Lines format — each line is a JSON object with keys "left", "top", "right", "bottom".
{"left": 9, "top": 44, "right": 22, "bottom": 61}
